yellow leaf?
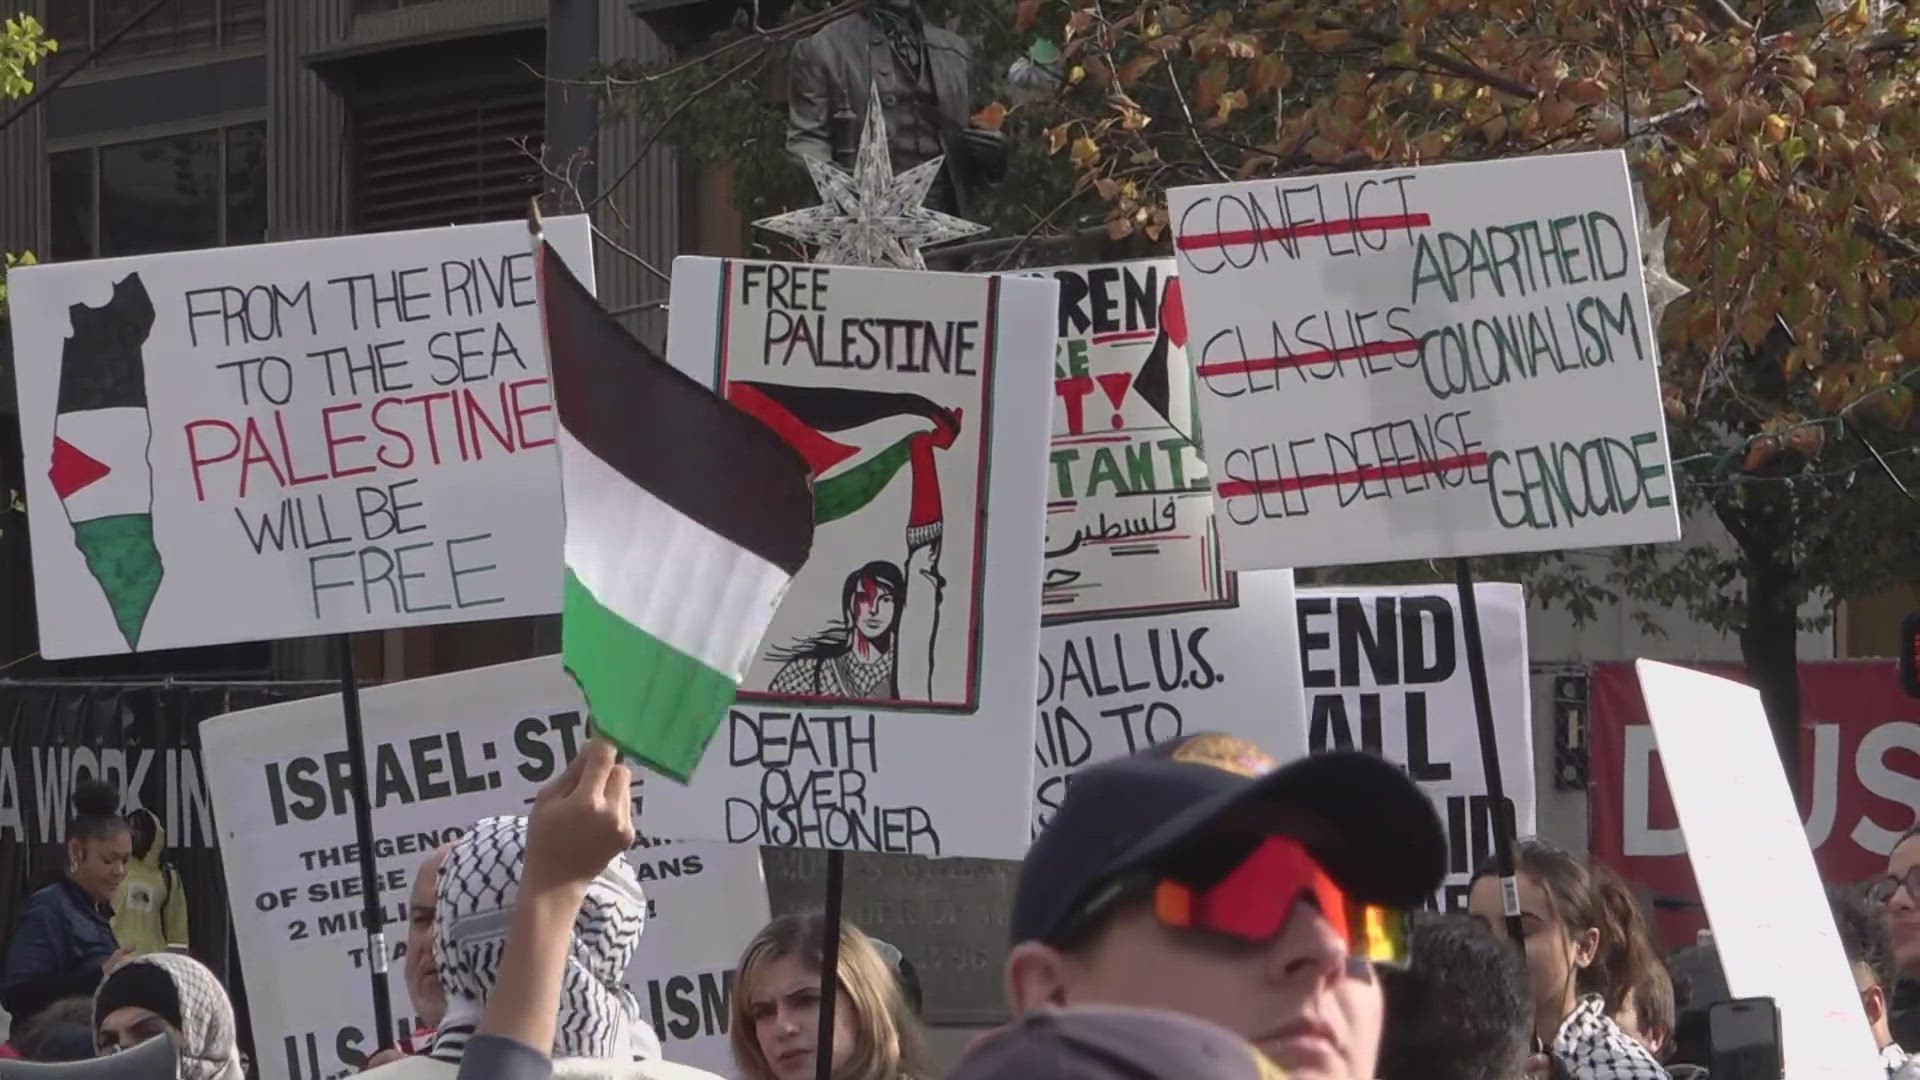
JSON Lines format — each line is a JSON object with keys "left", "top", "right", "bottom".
{"left": 1119, "top": 54, "right": 1160, "bottom": 86}
{"left": 1070, "top": 135, "right": 1102, "bottom": 168}
{"left": 1195, "top": 59, "right": 1230, "bottom": 113}
{"left": 1047, "top": 123, "right": 1072, "bottom": 154}
{"left": 1249, "top": 54, "right": 1291, "bottom": 94}
{"left": 971, "top": 101, "right": 1009, "bottom": 132}
{"left": 1069, "top": 64, "right": 1087, "bottom": 85}
{"left": 1212, "top": 88, "right": 1249, "bottom": 124}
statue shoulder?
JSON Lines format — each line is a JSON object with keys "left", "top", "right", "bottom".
{"left": 924, "top": 24, "right": 971, "bottom": 53}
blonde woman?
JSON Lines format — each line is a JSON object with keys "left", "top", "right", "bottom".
{"left": 730, "top": 914, "right": 932, "bottom": 1080}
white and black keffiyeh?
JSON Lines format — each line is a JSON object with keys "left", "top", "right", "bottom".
{"left": 427, "top": 815, "right": 661, "bottom": 1064}
{"left": 1882, "top": 1040, "right": 1910, "bottom": 1078}
{"left": 94, "top": 953, "right": 245, "bottom": 1080}
{"left": 1552, "top": 994, "right": 1671, "bottom": 1080}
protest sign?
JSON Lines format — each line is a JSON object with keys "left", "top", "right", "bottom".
{"left": 1634, "top": 660, "right": 1880, "bottom": 1080}
{"left": 653, "top": 257, "right": 1055, "bottom": 861}
{"left": 1025, "top": 259, "right": 1309, "bottom": 835}
{"left": 9, "top": 217, "right": 593, "bottom": 660}
{"left": 201, "top": 657, "right": 766, "bottom": 1080}
{"left": 1589, "top": 660, "right": 1920, "bottom": 948}
{"left": 1300, "top": 583, "right": 1535, "bottom": 908}
{"left": 1166, "top": 150, "right": 1682, "bottom": 571}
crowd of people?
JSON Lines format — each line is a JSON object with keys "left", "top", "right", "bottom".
{"left": 3, "top": 737, "right": 1916, "bottom": 1080}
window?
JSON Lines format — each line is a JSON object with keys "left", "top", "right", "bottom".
{"left": 49, "top": 121, "right": 269, "bottom": 259}
{"left": 45, "top": 0, "right": 265, "bottom": 76}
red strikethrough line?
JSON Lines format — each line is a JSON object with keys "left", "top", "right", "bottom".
{"left": 1177, "top": 212, "right": 1432, "bottom": 252}
{"left": 1215, "top": 451, "right": 1489, "bottom": 498}
{"left": 1193, "top": 337, "right": 1419, "bottom": 378}
{"left": 1091, "top": 329, "right": 1157, "bottom": 346}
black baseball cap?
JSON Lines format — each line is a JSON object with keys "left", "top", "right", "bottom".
{"left": 951, "top": 1007, "right": 1288, "bottom": 1080}
{"left": 1012, "top": 749, "right": 1446, "bottom": 945}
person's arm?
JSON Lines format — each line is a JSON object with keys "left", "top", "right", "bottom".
{"left": 164, "top": 871, "right": 190, "bottom": 948}
{"left": 785, "top": 36, "right": 835, "bottom": 166}
{"left": 463, "top": 738, "right": 635, "bottom": 1080}
{"left": 1, "top": 907, "right": 109, "bottom": 1018}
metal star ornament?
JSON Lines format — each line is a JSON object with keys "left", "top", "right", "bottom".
{"left": 755, "top": 82, "right": 987, "bottom": 270}
{"left": 1633, "top": 181, "right": 1690, "bottom": 332}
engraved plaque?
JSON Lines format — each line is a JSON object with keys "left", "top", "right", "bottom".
{"left": 762, "top": 848, "right": 1019, "bottom": 1025}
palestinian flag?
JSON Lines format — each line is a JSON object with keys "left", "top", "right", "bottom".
{"left": 535, "top": 239, "right": 814, "bottom": 781}
{"left": 1133, "top": 276, "right": 1202, "bottom": 449}
{"left": 726, "top": 382, "right": 951, "bottom": 526}
{"left": 49, "top": 273, "right": 164, "bottom": 652}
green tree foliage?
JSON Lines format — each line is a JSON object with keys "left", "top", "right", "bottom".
{"left": 0, "top": 12, "right": 54, "bottom": 321}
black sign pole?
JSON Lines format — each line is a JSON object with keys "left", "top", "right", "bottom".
{"left": 1453, "top": 559, "right": 1526, "bottom": 946}
{"left": 334, "top": 632, "right": 396, "bottom": 1049}
{"left": 814, "top": 849, "right": 846, "bottom": 1080}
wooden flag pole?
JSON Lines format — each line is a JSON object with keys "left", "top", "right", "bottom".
{"left": 1452, "top": 559, "right": 1525, "bottom": 948}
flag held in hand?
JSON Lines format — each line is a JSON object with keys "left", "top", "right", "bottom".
{"left": 535, "top": 240, "right": 814, "bottom": 781}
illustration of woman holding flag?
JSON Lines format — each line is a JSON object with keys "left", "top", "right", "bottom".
{"left": 732, "top": 382, "right": 962, "bottom": 705}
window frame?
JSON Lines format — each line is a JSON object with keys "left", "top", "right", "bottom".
{"left": 46, "top": 111, "right": 270, "bottom": 259}
{"left": 46, "top": 0, "right": 267, "bottom": 78}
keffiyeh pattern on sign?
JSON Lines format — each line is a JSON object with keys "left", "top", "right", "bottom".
{"left": 427, "top": 815, "right": 661, "bottom": 1064}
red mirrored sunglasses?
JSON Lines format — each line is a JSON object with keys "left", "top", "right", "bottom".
{"left": 1065, "top": 835, "right": 1408, "bottom": 967}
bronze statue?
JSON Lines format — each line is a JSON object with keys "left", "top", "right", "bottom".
{"left": 785, "top": 0, "right": 1007, "bottom": 216}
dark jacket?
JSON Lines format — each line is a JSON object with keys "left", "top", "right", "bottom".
{"left": 1, "top": 879, "right": 119, "bottom": 1027}
{"left": 785, "top": 11, "right": 1002, "bottom": 215}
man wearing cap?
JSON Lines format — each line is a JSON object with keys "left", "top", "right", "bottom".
{"left": 1002, "top": 747, "right": 1446, "bottom": 1080}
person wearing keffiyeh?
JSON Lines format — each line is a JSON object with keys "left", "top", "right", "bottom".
{"left": 92, "top": 953, "right": 244, "bottom": 1080}
{"left": 362, "top": 814, "right": 711, "bottom": 1080}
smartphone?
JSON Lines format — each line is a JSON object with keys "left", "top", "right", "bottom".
{"left": 1708, "top": 996, "right": 1783, "bottom": 1080}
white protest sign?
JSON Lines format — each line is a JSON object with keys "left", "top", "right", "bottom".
{"left": 652, "top": 257, "right": 1055, "bottom": 861}
{"left": 1026, "top": 259, "right": 1309, "bottom": 834}
{"left": 1635, "top": 659, "right": 1880, "bottom": 1080}
{"left": 1299, "top": 583, "right": 1535, "bottom": 908}
{"left": 1167, "top": 150, "right": 1682, "bottom": 571}
{"left": 9, "top": 217, "right": 593, "bottom": 659}
{"left": 201, "top": 657, "right": 766, "bottom": 1080}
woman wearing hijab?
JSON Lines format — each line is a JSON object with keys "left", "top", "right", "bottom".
{"left": 365, "top": 813, "right": 716, "bottom": 1080}
{"left": 91, "top": 952, "right": 244, "bottom": 1080}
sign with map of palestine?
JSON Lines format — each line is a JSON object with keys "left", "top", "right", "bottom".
{"left": 8, "top": 218, "right": 593, "bottom": 659}
{"left": 1166, "top": 150, "right": 1682, "bottom": 571}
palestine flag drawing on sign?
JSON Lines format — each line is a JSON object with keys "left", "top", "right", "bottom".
{"left": 534, "top": 235, "right": 815, "bottom": 781}
{"left": 725, "top": 381, "right": 958, "bottom": 526}
{"left": 47, "top": 273, "right": 165, "bottom": 651}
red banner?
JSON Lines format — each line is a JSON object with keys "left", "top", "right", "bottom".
{"left": 1589, "top": 660, "right": 1920, "bottom": 949}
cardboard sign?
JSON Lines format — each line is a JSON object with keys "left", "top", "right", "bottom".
{"left": 200, "top": 658, "right": 767, "bottom": 1080}
{"left": 1166, "top": 151, "right": 1681, "bottom": 571}
{"left": 1301, "top": 583, "right": 1536, "bottom": 908}
{"left": 9, "top": 218, "right": 594, "bottom": 659}
{"left": 649, "top": 257, "right": 1055, "bottom": 861}
{"left": 1025, "top": 259, "right": 1310, "bottom": 836}
{"left": 1635, "top": 660, "right": 1881, "bottom": 1080}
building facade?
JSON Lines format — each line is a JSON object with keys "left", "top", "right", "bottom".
{"left": 0, "top": 0, "right": 696, "bottom": 683}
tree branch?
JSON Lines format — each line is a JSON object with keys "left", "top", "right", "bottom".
{"left": 1320, "top": 17, "right": 1541, "bottom": 101}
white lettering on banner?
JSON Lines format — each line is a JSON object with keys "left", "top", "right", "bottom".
{"left": 201, "top": 657, "right": 768, "bottom": 1080}
{"left": 8, "top": 217, "right": 594, "bottom": 661}
{"left": 1620, "top": 721, "right": 1920, "bottom": 859}
{"left": 0, "top": 747, "right": 213, "bottom": 847}
{"left": 1298, "top": 584, "right": 1534, "bottom": 912}
{"left": 1853, "top": 722, "right": 1920, "bottom": 853}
